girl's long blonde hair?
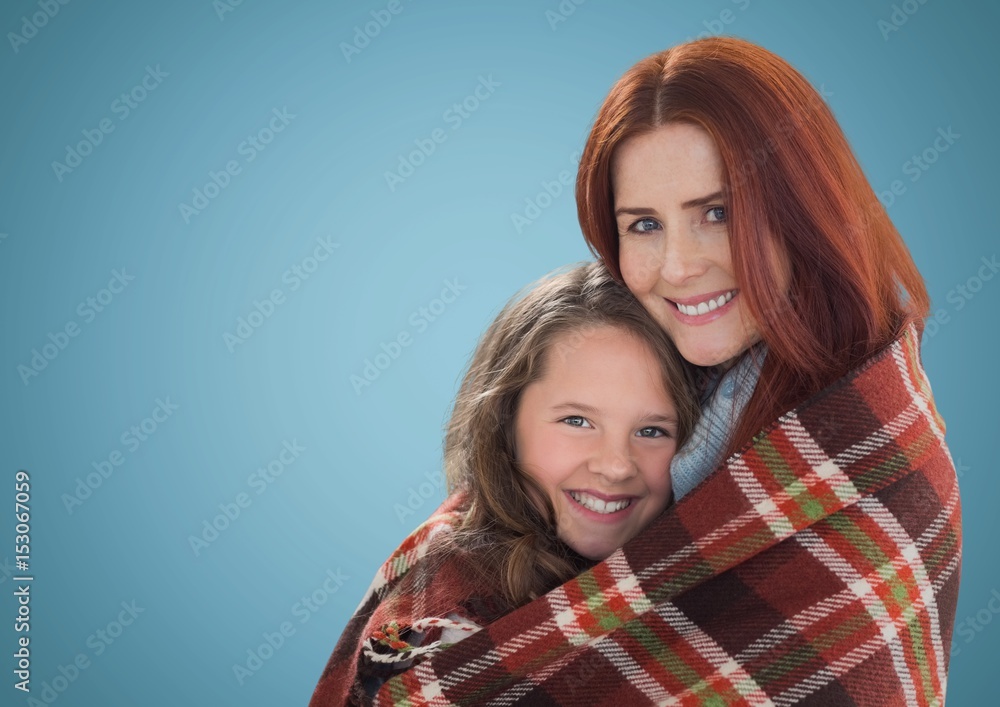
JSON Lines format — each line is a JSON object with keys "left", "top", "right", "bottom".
{"left": 443, "top": 260, "right": 699, "bottom": 608}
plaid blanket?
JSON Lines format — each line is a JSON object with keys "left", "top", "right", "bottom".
{"left": 311, "top": 322, "right": 962, "bottom": 705}
{"left": 310, "top": 490, "right": 514, "bottom": 705}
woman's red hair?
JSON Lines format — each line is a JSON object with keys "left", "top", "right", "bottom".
{"left": 576, "top": 37, "right": 930, "bottom": 459}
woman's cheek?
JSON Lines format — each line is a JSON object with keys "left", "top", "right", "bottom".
{"left": 619, "top": 243, "right": 652, "bottom": 291}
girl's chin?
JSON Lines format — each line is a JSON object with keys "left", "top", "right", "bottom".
{"left": 569, "top": 541, "right": 617, "bottom": 562}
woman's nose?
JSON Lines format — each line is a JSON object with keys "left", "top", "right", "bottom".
{"left": 655, "top": 230, "right": 709, "bottom": 286}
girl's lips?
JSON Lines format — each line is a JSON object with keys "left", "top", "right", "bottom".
{"left": 564, "top": 490, "right": 639, "bottom": 524}
{"left": 666, "top": 290, "right": 738, "bottom": 326}
{"left": 568, "top": 488, "right": 635, "bottom": 502}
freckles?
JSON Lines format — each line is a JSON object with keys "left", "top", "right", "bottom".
{"left": 621, "top": 248, "right": 656, "bottom": 289}
{"left": 641, "top": 253, "right": 662, "bottom": 283}
{"left": 619, "top": 255, "right": 638, "bottom": 289}
{"left": 636, "top": 241, "right": 664, "bottom": 281}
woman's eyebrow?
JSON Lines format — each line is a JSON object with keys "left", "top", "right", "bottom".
{"left": 615, "top": 206, "right": 656, "bottom": 217}
{"left": 680, "top": 190, "right": 724, "bottom": 209}
{"left": 615, "top": 190, "right": 725, "bottom": 217}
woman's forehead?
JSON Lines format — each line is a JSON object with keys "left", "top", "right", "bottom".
{"left": 611, "top": 125, "right": 725, "bottom": 201}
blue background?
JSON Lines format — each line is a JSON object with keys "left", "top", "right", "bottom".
{"left": 1, "top": 0, "right": 996, "bottom": 704}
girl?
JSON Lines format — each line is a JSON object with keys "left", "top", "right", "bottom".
{"left": 309, "top": 260, "right": 700, "bottom": 705}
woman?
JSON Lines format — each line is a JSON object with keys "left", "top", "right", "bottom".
{"left": 343, "top": 37, "right": 962, "bottom": 705}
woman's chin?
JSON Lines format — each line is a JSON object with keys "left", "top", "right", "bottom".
{"left": 675, "top": 334, "right": 756, "bottom": 369}
{"left": 677, "top": 344, "right": 736, "bottom": 368}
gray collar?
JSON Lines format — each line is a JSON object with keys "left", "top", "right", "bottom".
{"left": 669, "top": 345, "right": 766, "bottom": 500}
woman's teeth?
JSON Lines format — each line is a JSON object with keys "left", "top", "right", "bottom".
{"left": 675, "top": 290, "right": 736, "bottom": 316}
{"left": 569, "top": 491, "right": 632, "bottom": 514}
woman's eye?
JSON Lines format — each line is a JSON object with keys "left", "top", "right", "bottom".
{"left": 561, "top": 416, "right": 590, "bottom": 428}
{"left": 705, "top": 206, "right": 726, "bottom": 223}
{"left": 636, "top": 426, "right": 670, "bottom": 438}
{"left": 629, "top": 217, "right": 660, "bottom": 233}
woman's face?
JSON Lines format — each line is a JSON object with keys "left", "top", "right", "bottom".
{"left": 612, "top": 122, "right": 787, "bottom": 368}
{"left": 513, "top": 325, "right": 678, "bottom": 561}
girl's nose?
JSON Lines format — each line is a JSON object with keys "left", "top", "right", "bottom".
{"left": 589, "top": 438, "right": 638, "bottom": 483}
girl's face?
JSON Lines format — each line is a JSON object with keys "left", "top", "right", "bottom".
{"left": 612, "top": 122, "right": 789, "bottom": 368}
{"left": 513, "top": 324, "right": 678, "bottom": 561}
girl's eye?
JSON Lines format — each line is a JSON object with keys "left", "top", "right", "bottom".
{"left": 629, "top": 217, "right": 661, "bottom": 234}
{"left": 636, "top": 426, "right": 670, "bottom": 439}
{"left": 705, "top": 206, "right": 726, "bottom": 223}
{"left": 561, "top": 416, "right": 591, "bottom": 428}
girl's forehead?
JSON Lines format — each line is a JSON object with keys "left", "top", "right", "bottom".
{"left": 539, "top": 326, "right": 663, "bottom": 381}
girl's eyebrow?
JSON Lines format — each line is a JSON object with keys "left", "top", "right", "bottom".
{"left": 641, "top": 413, "right": 679, "bottom": 424}
{"left": 551, "top": 402, "right": 677, "bottom": 424}
{"left": 551, "top": 402, "right": 599, "bottom": 415}
{"left": 615, "top": 190, "right": 725, "bottom": 217}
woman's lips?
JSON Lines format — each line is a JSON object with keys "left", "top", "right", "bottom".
{"left": 666, "top": 289, "right": 739, "bottom": 326}
{"left": 669, "top": 288, "right": 737, "bottom": 306}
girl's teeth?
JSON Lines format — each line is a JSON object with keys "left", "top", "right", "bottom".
{"left": 676, "top": 290, "right": 735, "bottom": 316}
{"left": 569, "top": 491, "right": 631, "bottom": 514}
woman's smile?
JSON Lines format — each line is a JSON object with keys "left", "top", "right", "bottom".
{"left": 666, "top": 289, "right": 739, "bottom": 324}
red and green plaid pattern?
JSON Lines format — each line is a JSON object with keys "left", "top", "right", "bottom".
{"left": 309, "top": 494, "right": 510, "bottom": 706}
{"left": 311, "top": 323, "right": 961, "bottom": 705}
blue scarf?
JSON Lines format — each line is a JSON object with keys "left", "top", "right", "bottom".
{"left": 670, "top": 346, "right": 765, "bottom": 499}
